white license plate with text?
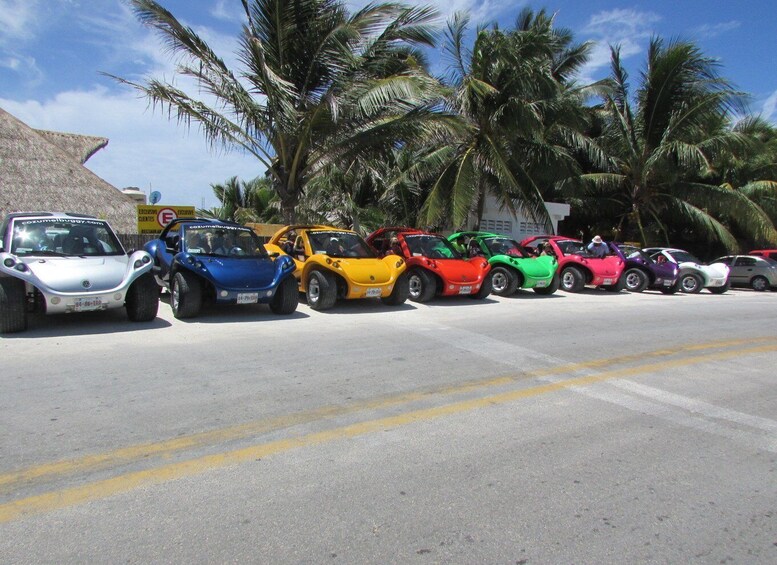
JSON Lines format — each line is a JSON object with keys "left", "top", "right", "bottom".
{"left": 366, "top": 288, "right": 383, "bottom": 297}
{"left": 73, "top": 297, "right": 102, "bottom": 312}
{"left": 458, "top": 286, "right": 472, "bottom": 294}
{"left": 237, "top": 292, "right": 259, "bottom": 304}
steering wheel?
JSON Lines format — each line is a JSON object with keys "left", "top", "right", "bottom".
{"left": 229, "top": 246, "right": 245, "bottom": 256}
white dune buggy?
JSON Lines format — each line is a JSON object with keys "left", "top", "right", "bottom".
{"left": 0, "top": 212, "right": 159, "bottom": 333}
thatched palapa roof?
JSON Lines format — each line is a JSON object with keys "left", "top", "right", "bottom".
{"left": 0, "top": 107, "right": 137, "bottom": 233}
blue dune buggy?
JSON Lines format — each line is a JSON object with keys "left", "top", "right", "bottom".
{"left": 145, "top": 218, "right": 298, "bottom": 319}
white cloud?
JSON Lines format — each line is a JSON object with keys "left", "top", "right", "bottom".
{"left": 762, "top": 90, "right": 777, "bottom": 122}
{"left": 346, "top": 0, "right": 514, "bottom": 25}
{"left": 692, "top": 20, "right": 741, "bottom": 39}
{"left": 210, "top": 0, "right": 245, "bottom": 23}
{"left": 0, "top": 53, "right": 43, "bottom": 84}
{"left": 577, "top": 8, "right": 661, "bottom": 84}
{"left": 1, "top": 89, "right": 262, "bottom": 209}
{"left": 0, "top": 0, "right": 40, "bottom": 44}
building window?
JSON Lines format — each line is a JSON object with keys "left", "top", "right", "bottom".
{"left": 481, "top": 219, "right": 512, "bottom": 234}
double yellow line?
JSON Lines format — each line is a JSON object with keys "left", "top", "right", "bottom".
{"left": 2, "top": 336, "right": 776, "bottom": 523}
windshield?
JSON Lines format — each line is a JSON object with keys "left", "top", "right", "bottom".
{"left": 183, "top": 225, "right": 267, "bottom": 258}
{"left": 483, "top": 237, "right": 529, "bottom": 258}
{"left": 669, "top": 250, "right": 701, "bottom": 264}
{"left": 10, "top": 218, "right": 124, "bottom": 257}
{"left": 617, "top": 244, "right": 649, "bottom": 261}
{"left": 309, "top": 231, "right": 375, "bottom": 258}
{"left": 556, "top": 240, "right": 592, "bottom": 257}
{"left": 404, "top": 234, "right": 462, "bottom": 259}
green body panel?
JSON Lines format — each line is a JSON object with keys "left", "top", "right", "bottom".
{"left": 448, "top": 231, "right": 558, "bottom": 288}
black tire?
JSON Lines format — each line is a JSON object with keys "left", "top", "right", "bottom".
{"left": 0, "top": 277, "right": 27, "bottom": 333}
{"left": 623, "top": 268, "right": 648, "bottom": 292}
{"left": 660, "top": 280, "right": 680, "bottom": 294}
{"left": 604, "top": 275, "right": 626, "bottom": 293}
{"left": 560, "top": 266, "right": 585, "bottom": 293}
{"left": 751, "top": 275, "right": 769, "bottom": 292}
{"left": 490, "top": 266, "right": 519, "bottom": 296}
{"left": 708, "top": 281, "right": 730, "bottom": 294}
{"left": 307, "top": 269, "right": 337, "bottom": 311}
{"left": 679, "top": 273, "right": 703, "bottom": 294}
{"left": 381, "top": 273, "right": 409, "bottom": 306}
{"left": 470, "top": 272, "right": 492, "bottom": 299}
{"left": 533, "top": 273, "right": 559, "bottom": 295}
{"left": 407, "top": 268, "right": 436, "bottom": 303}
{"left": 125, "top": 273, "right": 159, "bottom": 322}
{"left": 269, "top": 275, "right": 299, "bottom": 315}
{"left": 171, "top": 271, "right": 202, "bottom": 319}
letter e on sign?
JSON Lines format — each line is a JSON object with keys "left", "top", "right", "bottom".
{"left": 157, "top": 208, "right": 178, "bottom": 227}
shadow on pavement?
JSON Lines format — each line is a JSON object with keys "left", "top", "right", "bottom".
{"left": 6, "top": 309, "right": 172, "bottom": 338}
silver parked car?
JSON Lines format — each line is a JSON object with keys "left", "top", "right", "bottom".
{"left": 712, "top": 255, "right": 777, "bottom": 291}
{"left": 0, "top": 212, "right": 159, "bottom": 333}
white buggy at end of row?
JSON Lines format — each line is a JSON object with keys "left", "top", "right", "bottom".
{"left": 0, "top": 212, "right": 159, "bottom": 333}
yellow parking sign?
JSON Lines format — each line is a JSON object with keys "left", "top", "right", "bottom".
{"left": 137, "top": 205, "right": 195, "bottom": 234}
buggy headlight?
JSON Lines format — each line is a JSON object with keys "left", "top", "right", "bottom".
{"left": 3, "top": 258, "right": 15, "bottom": 268}
{"left": 15, "top": 263, "right": 27, "bottom": 272}
{"left": 133, "top": 260, "right": 143, "bottom": 268}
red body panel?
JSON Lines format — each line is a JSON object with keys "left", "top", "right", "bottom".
{"left": 367, "top": 227, "right": 491, "bottom": 296}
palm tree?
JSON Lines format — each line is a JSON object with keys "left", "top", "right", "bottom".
{"left": 716, "top": 117, "right": 777, "bottom": 228}
{"left": 115, "top": 0, "right": 451, "bottom": 222}
{"left": 421, "top": 9, "right": 599, "bottom": 231}
{"left": 198, "top": 176, "right": 281, "bottom": 223}
{"left": 572, "top": 38, "right": 777, "bottom": 250}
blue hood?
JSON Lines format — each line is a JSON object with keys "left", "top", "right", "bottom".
{"left": 184, "top": 255, "right": 279, "bottom": 290}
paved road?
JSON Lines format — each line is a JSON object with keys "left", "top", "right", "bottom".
{"left": 2, "top": 288, "right": 776, "bottom": 563}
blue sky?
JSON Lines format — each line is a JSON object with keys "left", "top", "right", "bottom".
{"left": 2, "top": 0, "right": 776, "bottom": 210}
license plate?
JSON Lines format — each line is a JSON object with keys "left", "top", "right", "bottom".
{"left": 366, "top": 288, "right": 382, "bottom": 298}
{"left": 535, "top": 280, "right": 548, "bottom": 287}
{"left": 458, "top": 286, "right": 472, "bottom": 294}
{"left": 603, "top": 278, "right": 613, "bottom": 285}
{"left": 73, "top": 297, "right": 102, "bottom": 312}
{"left": 236, "top": 292, "right": 259, "bottom": 304}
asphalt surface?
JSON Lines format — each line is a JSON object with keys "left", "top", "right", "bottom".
{"left": 1, "top": 286, "right": 776, "bottom": 564}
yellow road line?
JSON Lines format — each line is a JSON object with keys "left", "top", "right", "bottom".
{"left": 2, "top": 341, "right": 776, "bottom": 524}
{"left": 1, "top": 336, "right": 774, "bottom": 493}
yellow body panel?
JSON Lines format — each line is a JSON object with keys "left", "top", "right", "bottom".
{"left": 264, "top": 225, "right": 406, "bottom": 299}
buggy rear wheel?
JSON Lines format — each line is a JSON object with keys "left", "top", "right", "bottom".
{"left": 270, "top": 275, "right": 299, "bottom": 315}
{"left": 307, "top": 270, "right": 337, "bottom": 311}
{"left": 126, "top": 273, "right": 159, "bottom": 322}
{"left": 490, "top": 266, "right": 518, "bottom": 296}
{"left": 171, "top": 271, "right": 202, "bottom": 319}
{"left": 407, "top": 268, "right": 436, "bottom": 303}
{"left": 0, "top": 277, "right": 27, "bottom": 333}
{"left": 381, "top": 273, "right": 409, "bottom": 306}
{"left": 533, "top": 273, "right": 559, "bottom": 295}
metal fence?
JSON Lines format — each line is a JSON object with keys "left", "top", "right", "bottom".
{"left": 118, "top": 233, "right": 157, "bottom": 251}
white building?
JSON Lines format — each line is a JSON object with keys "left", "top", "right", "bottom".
{"left": 475, "top": 197, "right": 571, "bottom": 240}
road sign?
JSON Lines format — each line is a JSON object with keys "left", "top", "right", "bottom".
{"left": 150, "top": 191, "right": 162, "bottom": 205}
{"left": 137, "top": 205, "right": 195, "bottom": 234}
